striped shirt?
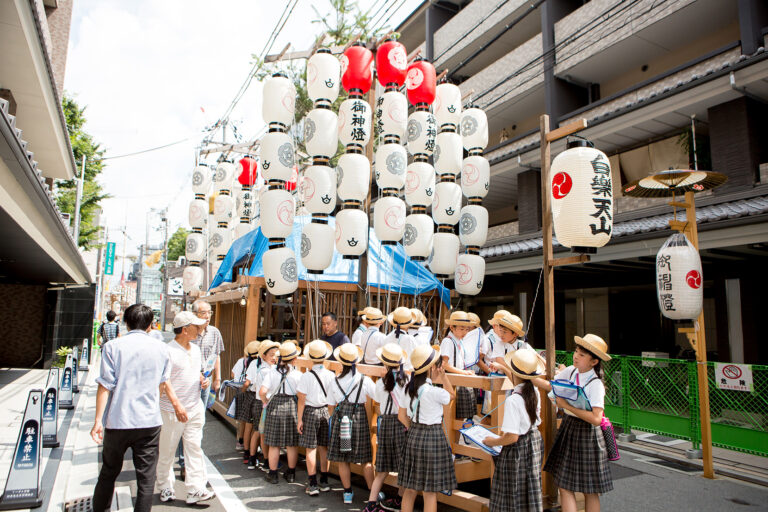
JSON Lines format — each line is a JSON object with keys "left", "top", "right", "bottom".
{"left": 160, "top": 340, "right": 203, "bottom": 412}
{"left": 191, "top": 325, "right": 225, "bottom": 366}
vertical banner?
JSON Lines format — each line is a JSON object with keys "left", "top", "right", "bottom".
{"left": 104, "top": 241, "right": 116, "bottom": 275}
{"left": 59, "top": 354, "right": 74, "bottom": 410}
{"left": 42, "top": 369, "right": 59, "bottom": 448}
{"left": 71, "top": 347, "right": 79, "bottom": 394}
{"left": 0, "top": 390, "right": 43, "bottom": 510}
{"left": 79, "top": 338, "right": 89, "bottom": 371}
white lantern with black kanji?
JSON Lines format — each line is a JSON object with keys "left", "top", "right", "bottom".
{"left": 188, "top": 198, "right": 208, "bottom": 230}
{"left": 656, "top": 233, "right": 703, "bottom": 320}
{"left": 550, "top": 140, "right": 613, "bottom": 251}
{"left": 336, "top": 153, "right": 370, "bottom": 202}
{"left": 461, "top": 155, "right": 490, "bottom": 199}
{"left": 430, "top": 232, "right": 459, "bottom": 278}
{"left": 434, "top": 83, "right": 461, "bottom": 131}
{"left": 307, "top": 49, "right": 340, "bottom": 106}
{"left": 335, "top": 208, "right": 368, "bottom": 258}
{"left": 301, "top": 221, "right": 335, "bottom": 273}
{"left": 403, "top": 213, "right": 433, "bottom": 261}
{"left": 260, "top": 188, "right": 295, "bottom": 240}
{"left": 260, "top": 131, "right": 295, "bottom": 183}
{"left": 459, "top": 205, "right": 488, "bottom": 248}
{"left": 376, "top": 91, "right": 407, "bottom": 141}
{"left": 185, "top": 232, "right": 205, "bottom": 262}
{"left": 304, "top": 108, "right": 338, "bottom": 159}
{"left": 405, "top": 161, "right": 435, "bottom": 208}
{"left": 213, "top": 193, "right": 235, "bottom": 225}
{"left": 338, "top": 97, "right": 371, "bottom": 151}
{"left": 455, "top": 253, "right": 485, "bottom": 296}
{"left": 434, "top": 131, "right": 462, "bottom": 178}
{"left": 301, "top": 165, "right": 336, "bottom": 215}
{"left": 262, "top": 72, "right": 296, "bottom": 129}
{"left": 374, "top": 143, "right": 407, "bottom": 190}
{"left": 407, "top": 111, "right": 437, "bottom": 157}
{"left": 192, "top": 164, "right": 212, "bottom": 195}
{"left": 374, "top": 196, "right": 406, "bottom": 245}
{"left": 433, "top": 181, "right": 462, "bottom": 226}
{"left": 461, "top": 107, "right": 488, "bottom": 153}
{"left": 213, "top": 162, "right": 235, "bottom": 193}
{"left": 183, "top": 266, "right": 204, "bottom": 293}
{"left": 263, "top": 246, "right": 298, "bottom": 297}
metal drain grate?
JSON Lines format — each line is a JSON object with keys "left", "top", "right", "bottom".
{"left": 64, "top": 496, "right": 93, "bottom": 512}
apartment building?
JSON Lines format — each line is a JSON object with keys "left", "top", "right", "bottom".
{"left": 398, "top": 0, "right": 768, "bottom": 363}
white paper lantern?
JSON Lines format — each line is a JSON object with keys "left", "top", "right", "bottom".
{"left": 405, "top": 161, "right": 436, "bottom": 208}
{"left": 335, "top": 208, "right": 368, "bottom": 258}
{"left": 430, "top": 232, "right": 459, "bottom": 277}
{"left": 376, "top": 90, "right": 407, "bottom": 141}
{"left": 211, "top": 260, "right": 221, "bottom": 277}
{"left": 434, "top": 131, "right": 463, "bottom": 177}
{"left": 461, "top": 155, "right": 490, "bottom": 199}
{"left": 304, "top": 108, "right": 339, "bottom": 159}
{"left": 213, "top": 162, "right": 235, "bottom": 193}
{"left": 459, "top": 205, "right": 488, "bottom": 248}
{"left": 213, "top": 193, "right": 235, "bottom": 225}
{"left": 262, "top": 72, "right": 296, "bottom": 128}
{"left": 188, "top": 198, "right": 208, "bottom": 230}
{"left": 374, "top": 196, "right": 406, "bottom": 244}
{"left": 432, "top": 181, "right": 462, "bottom": 226}
{"left": 461, "top": 107, "right": 488, "bottom": 152}
{"left": 183, "top": 266, "right": 204, "bottom": 293}
{"left": 234, "top": 223, "right": 250, "bottom": 239}
{"left": 336, "top": 152, "right": 370, "bottom": 202}
{"left": 455, "top": 253, "right": 485, "bottom": 296}
{"left": 407, "top": 111, "right": 437, "bottom": 157}
{"left": 301, "top": 221, "right": 335, "bottom": 273}
{"left": 656, "top": 233, "right": 703, "bottom": 320}
{"left": 185, "top": 232, "right": 206, "bottom": 262}
{"left": 263, "top": 246, "right": 298, "bottom": 297}
{"left": 236, "top": 187, "right": 255, "bottom": 219}
{"left": 374, "top": 143, "right": 407, "bottom": 190}
{"left": 403, "top": 213, "right": 433, "bottom": 261}
{"left": 211, "top": 224, "right": 232, "bottom": 259}
{"left": 550, "top": 141, "right": 613, "bottom": 250}
{"left": 307, "top": 49, "right": 340, "bottom": 106}
{"left": 260, "top": 131, "right": 295, "bottom": 183}
{"left": 192, "top": 164, "right": 212, "bottom": 195}
{"left": 301, "top": 165, "right": 336, "bottom": 215}
{"left": 260, "top": 188, "right": 295, "bottom": 240}
{"left": 338, "top": 97, "right": 371, "bottom": 150}
{"left": 434, "top": 83, "right": 462, "bottom": 131}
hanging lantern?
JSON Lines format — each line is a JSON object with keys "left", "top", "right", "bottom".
{"left": 213, "top": 162, "right": 236, "bottom": 193}
{"left": 374, "top": 196, "right": 406, "bottom": 245}
{"left": 183, "top": 266, "right": 204, "bottom": 293}
{"left": 335, "top": 207, "right": 368, "bottom": 258}
{"left": 338, "top": 97, "right": 371, "bottom": 151}
{"left": 374, "top": 143, "right": 407, "bottom": 190}
{"left": 433, "top": 181, "right": 462, "bottom": 226}
{"left": 459, "top": 204, "right": 488, "bottom": 248}
{"left": 341, "top": 43, "right": 374, "bottom": 94}
{"left": 434, "top": 83, "right": 462, "bottom": 131}
{"left": 455, "top": 253, "right": 485, "bottom": 296}
{"left": 405, "top": 161, "right": 436, "bottom": 208}
{"left": 305, "top": 108, "right": 339, "bottom": 159}
{"left": 237, "top": 157, "right": 259, "bottom": 186}
{"left": 550, "top": 139, "right": 613, "bottom": 251}
{"left": 656, "top": 233, "right": 703, "bottom": 320}
{"left": 285, "top": 165, "right": 299, "bottom": 192}
{"left": 430, "top": 232, "right": 459, "bottom": 278}
{"left": 188, "top": 198, "right": 208, "bottom": 230}
{"left": 376, "top": 91, "right": 407, "bottom": 142}
{"left": 192, "top": 164, "right": 212, "bottom": 195}
{"left": 301, "top": 165, "right": 336, "bottom": 215}
{"left": 211, "top": 224, "right": 232, "bottom": 259}
{"left": 336, "top": 152, "right": 370, "bottom": 202}
{"left": 406, "top": 58, "right": 436, "bottom": 106}
{"left": 185, "top": 232, "right": 206, "bottom": 262}
{"left": 376, "top": 39, "right": 408, "bottom": 87}
{"left": 260, "top": 188, "right": 295, "bottom": 240}
{"left": 234, "top": 223, "right": 251, "bottom": 239}
{"left": 307, "top": 48, "right": 340, "bottom": 106}
{"left": 461, "top": 107, "right": 489, "bottom": 153}
{"left": 403, "top": 213, "right": 433, "bottom": 261}
{"left": 236, "top": 185, "right": 254, "bottom": 219}
{"left": 301, "top": 221, "right": 335, "bottom": 273}
{"left": 260, "top": 131, "right": 295, "bottom": 183}
{"left": 213, "top": 193, "right": 235, "bottom": 225}
{"left": 407, "top": 111, "right": 437, "bottom": 157}
{"left": 461, "top": 155, "right": 490, "bottom": 199}
{"left": 263, "top": 246, "right": 298, "bottom": 297}
{"left": 434, "top": 131, "right": 462, "bottom": 177}
{"left": 262, "top": 72, "right": 296, "bottom": 129}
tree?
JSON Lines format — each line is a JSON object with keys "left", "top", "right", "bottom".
{"left": 167, "top": 227, "right": 189, "bottom": 263}
{"left": 57, "top": 95, "right": 109, "bottom": 249}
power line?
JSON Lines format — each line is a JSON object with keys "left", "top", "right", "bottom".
{"left": 99, "top": 136, "right": 196, "bottom": 161}
{"left": 372, "top": 0, "right": 409, "bottom": 33}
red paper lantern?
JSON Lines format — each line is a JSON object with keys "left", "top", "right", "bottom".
{"left": 341, "top": 44, "right": 373, "bottom": 95}
{"left": 285, "top": 165, "right": 298, "bottom": 191}
{"left": 237, "top": 157, "right": 259, "bottom": 185}
{"left": 376, "top": 39, "right": 408, "bottom": 87}
{"left": 406, "top": 58, "right": 436, "bottom": 106}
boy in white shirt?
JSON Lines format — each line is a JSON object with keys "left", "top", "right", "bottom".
{"left": 354, "top": 307, "right": 387, "bottom": 365}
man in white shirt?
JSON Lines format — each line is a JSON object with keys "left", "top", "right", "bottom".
{"left": 155, "top": 312, "right": 215, "bottom": 505}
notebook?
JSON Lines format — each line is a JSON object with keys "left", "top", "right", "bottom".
{"left": 459, "top": 424, "right": 502, "bottom": 456}
{"left": 550, "top": 380, "right": 593, "bottom": 411}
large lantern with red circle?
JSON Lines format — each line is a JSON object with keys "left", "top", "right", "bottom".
{"left": 405, "top": 58, "right": 436, "bottom": 106}
{"left": 341, "top": 43, "right": 374, "bottom": 95}
{"left": 376, "top": 39, "right": 408, "bottom": 87}
{"left": 656, "top": 233, "right": 703, "bottom": 320}
{"left": 455, "top": 253, "right": 485, "bottom": 296}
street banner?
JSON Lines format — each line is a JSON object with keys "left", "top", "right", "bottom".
{"left": 104, "top": 241, "right": 116, "bottom": 276}
{"left": 715, "top": 363, "right": 753, "bottom": 392}
{"left": 0, "top": 390, "right": 43, "bottom": 510}
{"left": 42, "top": 369, "right": 59, "bottom": 448}
{"left": 71, "top": 347, "right": 79, "bottom": 394}
{"left": 79, "top": 338, "right": 89, "bottom": 371}
{"left": 168, "top": 276, "right": 183, "bottom": 296}
{"left": 59, "top": 354, "right": 74, "bottom": 410}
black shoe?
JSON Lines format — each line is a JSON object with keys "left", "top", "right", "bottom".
{"left": 318, "top": 479, "right": 330, "bottom": 492}
{"left": 265, "top": 472, "right": 279, "bottom": 484}
{"left": 284, "top": 470, "right": 296, "bottom": 483}
{"left": 379, "top": 497, "right": 402, "bottom": 511}
{"left": 247, "top": 456, "right": 256, "bottom": 470}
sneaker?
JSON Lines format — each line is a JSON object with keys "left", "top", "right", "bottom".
{"left": 258, "top": 460, "right": 268, "bottom": 473}
{"left": 318, "top": 479, "right": 330, "bottom": 492}
{"left": 284, "top": 470, "right": 296, "bottom": 483}
{"left": 305, "top": 484, "right": 320, "bottom": 496}
{"left": 186, "top": 489, "right": 214, "bottom": 504}
{"left": 159, "top": 488, "right": 175, "bottom": 502}
{"left": 343, "top": 491, "right": 354, "bottom": 504}
{"left": 235, "top": 441, "right": 244, "bottom": 450}
{"left": 379, "top": 497, "right": 402, "bottom": 511}
{"left": 362, "top": 502, "right": 381, "bottom": 512}
{"left": 265, "top": 472, "right": 279, "bottom": 485}
{"left": 247, "top": 456, "right": 256, "bottom": 470}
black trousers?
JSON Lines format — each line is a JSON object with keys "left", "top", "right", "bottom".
{"left": 92, "top": 426, "right": 162, "bottom": 512}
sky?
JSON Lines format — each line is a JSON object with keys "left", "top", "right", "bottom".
{"left": 65, "top": 0, "right": 424, "bottom": 287}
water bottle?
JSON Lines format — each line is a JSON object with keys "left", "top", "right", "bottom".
{"left": 340, "top": 415, "right": 352, "bottom": 452}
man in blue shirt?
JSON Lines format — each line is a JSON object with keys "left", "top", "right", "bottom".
{"left": 91, "top": 304, "right": 183, "bottom": 512}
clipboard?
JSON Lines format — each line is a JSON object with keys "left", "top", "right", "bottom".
{"left": 459, "top": 424, "right": 502, "bottom": 456}
{"left": 550, "top": 380, "right": 593, "bottom": 411}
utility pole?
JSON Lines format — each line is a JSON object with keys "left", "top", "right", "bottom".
{"left": 160, "top": 209, "right": 169, "bottom": 331}
{"left": 73, "top": 155, "right": 86, "bottom": 244}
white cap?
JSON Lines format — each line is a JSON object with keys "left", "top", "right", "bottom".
{"left": 173, "top": 311, "right": 206, "bottom": 329}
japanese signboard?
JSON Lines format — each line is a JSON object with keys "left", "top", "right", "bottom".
{"left": 715, "top": 363, "right": 753, "bottom": 392}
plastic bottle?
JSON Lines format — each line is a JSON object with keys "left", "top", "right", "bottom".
{"left": 340, "top": 415, "right": 352, "bottom": 452}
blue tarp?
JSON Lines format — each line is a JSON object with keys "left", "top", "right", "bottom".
{"left": 209, "top": 216, "right": 450, "bottom": 306}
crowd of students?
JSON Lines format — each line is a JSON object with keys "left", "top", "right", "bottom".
{"left": 227, "top": 307, "right": 614, "bottom": 512}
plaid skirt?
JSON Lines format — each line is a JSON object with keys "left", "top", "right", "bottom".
{"left": 250, "top": 397, "right": 263, "bottom": 428}
{"left": 375, "top": 414, "right": 407, "bottom": 474}
{"left": 328, "top": 401, "right": 373, "bottom": 464}
{"left": 455, "top": 386, "right": 476, "bottom": 419}
{"left": 490, "top": 429, "right": 543, "bottom": 512}
{"left": 300, "top": 405, "right": 330, "bottom": 449}
{"left": 397, "top": 423, "right": 457, "bottom": 492}
{"left": 235, "top": 391, "right": 254, "bottom": 422}
{"left": 543, "top": 415, "right": 613, "bottom": 494}
{"left": 264, "top": 394, "right": 299, "bottom": 448}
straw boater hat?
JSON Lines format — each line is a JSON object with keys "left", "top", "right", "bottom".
{"left": 494, "top": 311, "right": 526, "bottom": 337}
{"left": 467, "top": 312, "right": 481, "bottom": 327}
{"left": 444, "top": 310, "right": 473, "bottom": 327}
{"left": 277, "top": 341, "right": 301, "bottom": 361}
{"left": 361, "top": 307, "right": 386, "bottom": 324}
{"left": 504, "top": 348, "right": 546, "bottom": 380}
{"left": 574, "top": 334, "right": 611, "bottom": 361}
{"left": 376, "top": 343, "right": 407, "bottom": 367}
{"left": 258, "top": 340, "right": 280, "bottom": 359}
{"left": 388, "top": 306, "right": 414, "bottom": 328}
{"left": 245, "top": 340, "right": 261, "bottom": 357}
{"left": 285, "top": 339, "right": 300, "bottom": 347}
{"left": 487, "top": 309, "right": 510, "bottom": 326}
{"left": 303, "top": 339, "right": 333, "bottom": 361}
{"left": 334, "top": 342, "right": 364, "bottom": 366}
{"left": 410, "top": 344, "right": 441, "bottom": 375}
{"left": 409, "top": 308, "right": 427, "bottom": 327}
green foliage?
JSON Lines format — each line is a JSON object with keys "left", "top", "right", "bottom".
{"left": 678, "top": 128, "right": 712, "bottom": 172}
{"left": 53, "top": 346, "right": 72, "bottom": 368}
{"left": 167, "top": 227, "right": 189, "bottom": 263}
{"left": 311, "top": 0, "right": 386, "bottom": 44}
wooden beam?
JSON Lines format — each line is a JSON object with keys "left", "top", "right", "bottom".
{"left": 668, "top": 201, "right": 691, "bottom": 209}
{"left": 262, "top": 42, "right": 291, "bottom": 63}
{"left": 545, "top": 118, "right": 587, "bottom": 142}
{"left": 199, "top": 141, "right": 259, "bottom": 156}
{"left": 551, "top": 254, "right": 591, "bottom": 267}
